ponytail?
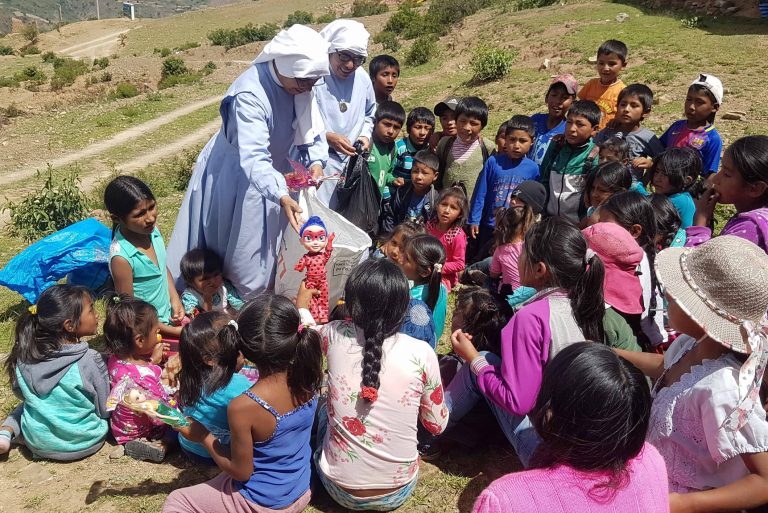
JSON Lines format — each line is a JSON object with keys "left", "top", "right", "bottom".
{"left": 404, "top": 234, "right": 446, "bottom": 312}
{"left": 287, "top": 327, "right": 323, "bottom": 404}
{"left": 235, "top": 294, "right": 322, "bottom": 405}
{"left": 345, "top": 259, "right": 409, "bottom": 402}
{"left": 5, "top": 284, "right": 90, "bottom": 384}
{"left": 103, "top": 293, "right": 158, "bottom": 357}
{"left": 524, "top": 218, "right": 605, "bottom": 342}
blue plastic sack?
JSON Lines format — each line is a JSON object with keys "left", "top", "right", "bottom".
{"left": 0, "top": 218, "right": 111, "bottom": 303}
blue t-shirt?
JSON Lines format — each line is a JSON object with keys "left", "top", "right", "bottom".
{"left": 179, "top": 373, "right": 252, "bottom": 458}
{"left": 469, "top": 154, "right": 540, "bottom": 228}
{"left": 529, "top": 113, "right": 566, "bottom": 165}
{"left": 410, "top": 283, "right": 448, "bottom": 341}
{"left": 668, "top": 191, "right": 695, "bottom": 229}
{"left": 660, "top": 120, "right": 723, "bottom": 176}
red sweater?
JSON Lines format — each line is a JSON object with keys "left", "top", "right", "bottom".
{"left": 426, "top": 221, "right": 466, "bottom": 292}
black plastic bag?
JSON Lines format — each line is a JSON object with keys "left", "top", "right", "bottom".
{"left": 334, "top": 144, "right": 381, "bottom": 238}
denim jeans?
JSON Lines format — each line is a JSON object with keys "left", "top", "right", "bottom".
{"left": 444, "top": 352, "right": 541, "bottom": 467}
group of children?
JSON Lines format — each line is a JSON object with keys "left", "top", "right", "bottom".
{"left": 2, "top": 36, "right": 768, "bottom": 513}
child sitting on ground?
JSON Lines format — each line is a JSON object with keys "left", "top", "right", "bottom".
{"left": 651, "top": 194, "right": 686, "bottom": 249}
{"left": 392, "top": 150, "right": 440, "bottom": 226}
{"left": 179, "top": 248, "right": 243, "bottom": 317}
{"left": 473, "top": 343, "right": 668, "bottom": 513}
{"left": 660, "top": 73, "right": 724, "bottom": 177}
{"left": 368, "top": 54, "right": 399, "bottom": 103}
{"left": 177, "top": 312, "right": 251, "bottom": 465}
{"left": 581, "top": 161, "right": 633, "bottom": 228}
{"left": 400, "top": 234, "right": 449, "bottom": 340}
{"left": 378, "top": 220, "right": 426, "bottom": 264}
{"left": 393, "top": 107, "right": 435, "bottom": 186}
{"left": 104, "top": 294, "right": 174, "bottom": 462}
{"left": 426, "top": 186, "right": 468, "bottom": 291}
{"left": 489, "top": 180, "right": 545, "bottom": 294}
{"left": 0, "top": 285, "right": 109, "bottom": 460}
{"left": 619, "top": 236, "right": 768, "bottom": 510}
{"left": 595, "top": 83, "right": 664, "bottom": 178}
{"left": 649, "top": 148, "right": 701, "bottom": 228}
{"left": 529, "top": 74, "right": 578, "bottom": 165}
{"left": 166, "top": 294, "right": 321, "bottom": 513}
{"left": 540, "top": 100, "right": 601, "bottom": 223}
{"left": 469, "top": 115, "right": 540, "bottom": 250}
{"left": 429, "top": 96, "right": 459, "bottom": 152}
{"left": 105, "top": 176, "right": 185, "bottom": 339}
{"left": 688, "top": 135, "right": 768, "bottom": 253}
{"left": 578, "top": 39, "right": 628, "bottom": 129}
{"left": 436, "top": 97, "right": 493, "bottom": 198}
{"left": 371, "top": 101, "right": 406, "bottom": 234}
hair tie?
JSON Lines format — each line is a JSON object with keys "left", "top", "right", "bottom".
{"left": 361, "top": 386, "right": 378, "bottom": 403}
{"left": 228, "top": 319, "right": 238, "bottom": 330}
{"left": 584, "top": 248, "right": 596, "bottom": 265}
{"left": 112, "top": 296, "right": 121, "bottom": 304}
{"left": 298, "top": 323, "right": 307, "bottom": 334}
{"left": 433, "top": 263, "right": 443, "bottom": 273}
{"left": 28, "top": 305, "right": 37, "bottom": 315}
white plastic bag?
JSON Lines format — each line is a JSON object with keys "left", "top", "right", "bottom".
{"left": 275, "top": 188, "right": 371, "bottom": 309}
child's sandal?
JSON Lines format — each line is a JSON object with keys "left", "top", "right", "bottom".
{"left": 125, "top": 438, "right": 166, "bottom": 462}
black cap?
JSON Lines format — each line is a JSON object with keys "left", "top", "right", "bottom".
{"left": 433, "top": 96, "right": 459, "bottom": 117}
{"left": 510, "top": 180, "right": 546, "bottom": 214}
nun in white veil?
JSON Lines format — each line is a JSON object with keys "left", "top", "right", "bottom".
{"left": 167, "top": 24, "right": 331, "bottom": 298}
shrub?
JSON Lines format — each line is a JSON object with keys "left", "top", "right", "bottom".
{"left": 158, "top": 73, "right": 201, "bottom": 89}
{"left": 110, "top": 82, "right": 139, "bottom": 99}
{"left": 470, "top": 45, "right": 516, "bottom": 82}
{"left": 373, "top": 31, "right": 401, "bottom": 52}
{"left": 316, "top": 12, "right": 337, "bottom": 23}
{"left": 202, "top": 61, "right": 217, "bottom": 75}
{"left": 41, "top": 51, "right": 56, "bottom": 62}
{"left": 284, "top": 10, "right": 313, "bottom": 27}
{"left": 3, "top": 103, "right": 23, "bottom": 117}
{"left": 154, "top": 47, "right": 172, "bottom": 57}
{"left": 0, "top": 46, "right": 13, "bottom": 56}
{"left": 13, "top": 66, "right": 46, "bottom": 84}
{"left": 162, "top": 56, "right": 189, "bottom": 78}
{"left": 405, "top": 36, "right": 436, "bottom": 66}
{"left": 21, "top": 24, "right": 39, "bottom": 44}
{"left": 50, "top": 57, "right": 90, "bottom": 89}
{"left": 93, "top": 57, "right": 109, "bottom": 69}
{"left": 384, "top": 4, "right": 421, "bottom": 34}
{"left": 20, "top": 45, "right": 40, "bottom": 56}
{"left": 681, "top": 16, "right": 702, "bottom": 29}
{"left": 0, "top": 76, "right": 20, "bottom": 88}
{"left": 101, "top": 71, "right": 112, "bottom": 82}
{"left": 207, "top": 23, "right": 279, "bottom": 50}
{"left": 175, "top": 41, "right": 200, "bottom": 51}
{"left": 5, "top": 166, "right": 89, "bottom": 242}
{"left": 349, "top": 0, "right": 388, "bottom": 17}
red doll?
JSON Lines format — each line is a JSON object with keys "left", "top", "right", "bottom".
{"left": 295, "top": 216, "right": 334, "bottom": 323}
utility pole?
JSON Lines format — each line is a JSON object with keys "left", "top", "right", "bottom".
{"left": 95, "top": 0, "right": 100, "bottom": 20}
{"left": 58, "top": 4, "right": 62, "bottom": 23}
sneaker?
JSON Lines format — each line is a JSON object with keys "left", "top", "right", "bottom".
{"left": 125, "top": 439, "right": 166, "bottom": 462}
{"left": 417, "top": 442, "right": 442, "bottom": 462}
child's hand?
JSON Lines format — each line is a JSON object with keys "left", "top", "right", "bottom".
{"left": 469, "top": 225, "right": 479, "bottom": 239}
{"left": 693, "top": 185, "right": 719, "bottom": 227}
{"left": 296, "top": 281, "right": 319, "bottom": 310}
{"left": 175, "top": 419, "right": 209, "bottom": 443}
{"left": 170, "top": 298, "right": 185, "bottom": 324}
{"left": 632, "top": 156, "right": 653, "bottom": 170}
{"left": 668, "top": 493, "right": 694, "bottom": 513}
{"left": 393, "top": 177, "right": 405, "bottom": 187}
{"left": 356, "top": 136, "right": 370, "bottom": 152}
{"left": 309, "top": 164, "right": 324, "bottom": 182}
{"left": 151, "top": 341, "right": 170, "bottom": 365}
{"left": 451, "top": 329, "right": 479, "bottom": 362}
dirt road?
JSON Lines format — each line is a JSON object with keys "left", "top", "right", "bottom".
{"left": 58, "top": 28, "right": 136, "bottom": 59}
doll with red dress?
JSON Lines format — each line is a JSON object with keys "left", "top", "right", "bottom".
{"left": 295, "top": 216, "right": 335, "bottom": 323}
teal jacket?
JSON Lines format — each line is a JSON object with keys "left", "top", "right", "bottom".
{"left": 539, "top": 139, "right": 599, "bottom": 223}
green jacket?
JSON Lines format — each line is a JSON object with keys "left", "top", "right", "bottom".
{"left": 539, "top": 139, "right": 598, "bottom": 222}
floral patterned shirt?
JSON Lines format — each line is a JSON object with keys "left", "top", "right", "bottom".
{"left": 316, "top": 320, "right": 449, "bottom": 489}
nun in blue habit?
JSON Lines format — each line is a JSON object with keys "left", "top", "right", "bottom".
{"left": 167, "top": 25, "right": 331, "bottom": 298}
{"left": 314, "top": 19, "right": 377, "bottom": 205}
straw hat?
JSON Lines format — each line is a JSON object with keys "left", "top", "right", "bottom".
{"left": 655, "top": 235, "right": 768, "bottom": 351}
{"left": 655, "top": 235, "right": 768, "bottom": 431}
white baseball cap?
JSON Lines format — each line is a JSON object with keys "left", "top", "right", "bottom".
{"left": 690, "top": 73, "right": 723, "bottom": 106}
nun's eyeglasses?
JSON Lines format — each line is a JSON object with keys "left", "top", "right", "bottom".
{"left": 336, "top": 51, "right": 366, "bottom": 66}
{"left": 294, "top": 76, "right": 322, "bottom": 91}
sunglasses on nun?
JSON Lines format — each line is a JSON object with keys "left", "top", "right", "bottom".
{"left": 336, "top": 51, "right": 366, "bottom": 66}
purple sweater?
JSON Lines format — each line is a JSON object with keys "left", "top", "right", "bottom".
{"left": 686, "top": 208, "right": 768, "bottom": 253}
{"left": 472, "top": 290, "right": 585, "bottom": 416}
{"left": 472, "top": 443, "right": 670, "bottom": 513}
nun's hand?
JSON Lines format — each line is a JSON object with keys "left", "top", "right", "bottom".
{"left": 357, "top": 137, "right": 370, "bottom": 152}
{"left": 280, "top": 195, "right": 303, "bottom": 232}
{"left": 327, "top": 132, "right": 356, "bottom": 156}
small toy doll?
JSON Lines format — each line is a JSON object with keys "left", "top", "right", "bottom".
{"left": 295, "top": 216, "right": 335, "bottom": 323}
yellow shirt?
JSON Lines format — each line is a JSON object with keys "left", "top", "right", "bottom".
{"left": 577, "top": 78, "right": 625, "bottom": 130}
